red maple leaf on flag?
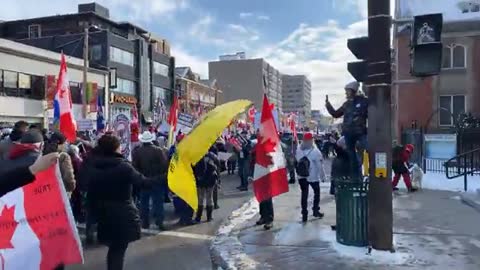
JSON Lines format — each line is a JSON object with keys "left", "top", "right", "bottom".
{"left": 255, "top": 96, "right": 280, "bottom": 168}
{"left": 0, "top": 205, "right": 17, "bottom": 249}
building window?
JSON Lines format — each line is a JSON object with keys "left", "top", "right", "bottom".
{"left": 113, "top": 78, "right": 135, "bottom": 95}
{"left": 153, "top": 86, "right": 171, "bottom": 102}
{"left": 442, "top": 44, "right": 466, "bottom": 69}
{"left": 90, "top": 44, "right": 102, "bottom": 61}
{"left": 452, "top": 45, "right": 466, "bottom": 68}
{"left": 153, "top": 61, "right": 169, "bottom": 76}
{"left": 69, "top": 82, "right": 82, "bottom": 104}
{"left": 31, "top": 75, "right": 45, "bottom": 100}
{"left": 439, "top": 95, "right": 466, "bottom": 126}
{"left": 3, "top": 71, "right": 18, "bottom": 97}
{"left": 110, "top": 46, "right": 134, "bottom": 66}
{"left": 28, "top": 24, "right": 41, "bottom": 38}
{"left": 18, "top": 73, "right": 31, "bottom": 97}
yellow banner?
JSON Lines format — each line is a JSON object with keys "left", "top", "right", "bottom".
{"left": 168, "top": 100, "right": 252, "bottom": 211}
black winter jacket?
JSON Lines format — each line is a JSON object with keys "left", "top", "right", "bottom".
{"left": 194, "top": 152, "right": 219, "bottom": 188}
{"left": 80, "top": 152, "right": 162, "bottom": 245}
{"left": 0, "top": 166, "right": 35, "bottom": 197}
{"left": 327, "top": 95, "right": 368, "bottom": 136}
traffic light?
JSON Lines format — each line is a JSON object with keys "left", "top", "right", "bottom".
{"left": 347, "top": 37, "right": 369, "bottom": 82}
{"left": 411, "top": 13, "right": 443, "bottom": 77}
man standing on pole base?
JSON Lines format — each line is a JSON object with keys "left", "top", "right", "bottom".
{"left": 366, "top": 0, "right": 393, "bottom": 251}
{"left": 326, "top": 81, "right": 368, "bottom": 180}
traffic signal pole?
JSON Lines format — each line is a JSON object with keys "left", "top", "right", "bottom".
{"left": 367, "top": 0, "right": 393, "bottom": 251}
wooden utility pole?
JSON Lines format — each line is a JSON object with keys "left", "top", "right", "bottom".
{"left": 367, "top": 0, "right": 393, "bottom": 251}
{"left": 82, "top": 27, "right": 89, "bottom": 118}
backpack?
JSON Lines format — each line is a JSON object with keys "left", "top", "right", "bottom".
{"left": 196, "top": 153, "right": 218, "bottom": 187}
{"left": 392, "top": 145, "right": 405, "bottom": 162}
{"left": 296, "top": 149, "right": 313, "bottom": 178}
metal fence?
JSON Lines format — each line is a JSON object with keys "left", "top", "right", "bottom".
{"left": 402, "top": 128, "right": 480, "bottom": 175}
{"left": 424, "top": 158, "right": 449, "bottom": 174}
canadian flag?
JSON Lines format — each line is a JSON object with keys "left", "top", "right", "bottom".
{"left": 0, "top": 164, "right": 83, "bottom": 270}
{"left": 247, "top": 106, "right": 256, "bottom": 123}
{"left": 53, "top": 53, "right": 77, "bottom": 143}
{"left": 289, "top": 113, "right": 298, "bottom": 142}
{"left": 252, "top": 94, "right": 289, "bottom": 203}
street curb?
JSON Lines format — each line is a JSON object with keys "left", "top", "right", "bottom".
{"left": 210, "top": 197, "right": 269, "bottom": 270}
{"left": 460, "top": 192, "right": 480, "bottom": 213}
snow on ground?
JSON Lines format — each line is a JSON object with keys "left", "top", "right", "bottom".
{"left": 317, "top": 226, "right": 413, "bottom": 266}
{"left": 395, "top": 171, "right": 480, "bottom": 193}
{"left": 211, "top": 198, "right": 265, "bottom": 270}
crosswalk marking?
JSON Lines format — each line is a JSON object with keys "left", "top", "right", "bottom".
{"left": 156, "top": 231, "right": 214, "bottom": 241}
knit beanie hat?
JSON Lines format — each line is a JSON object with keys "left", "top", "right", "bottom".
{"left": 20, "top": 130, "right": 44, "bottom": 144}
{"left": 345, "top": 81, "right": 360, "bottom": 92}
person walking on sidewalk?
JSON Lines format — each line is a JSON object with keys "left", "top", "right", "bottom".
{"left": 132, "top": 131, "right": 169, "bottom": 230}
{"left": 392, "top": 143, "right": 417, "bottom": 192}
{"left": 194, "top": 147, "right": 219, "bottom": 222}
{"left": 295, "top": 132, "right": 326, "bottom": 223}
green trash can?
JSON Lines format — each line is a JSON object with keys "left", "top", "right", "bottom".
{"left": 335, "top": 177, "right": 369, "bottom": 247}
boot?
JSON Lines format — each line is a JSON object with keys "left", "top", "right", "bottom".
{"left": 408, "top": 187, "right": 418, "bottom": 193}
{"left": 302, "top": 214, "right": 308, "bottom": 223}
{"left": 206, "top": 206, "right": 213, "bottom": 222}
{"left": 313, "top": 211, "right": 324, "bottom": 218}
{"left": 195, "top": 205, "right": 204, "bottom": 223}
{"left": 263, "top": 222, "right": 273, "bottom": 230}
{"left": 256, "top": 218, "right": 266, "bottom": 226}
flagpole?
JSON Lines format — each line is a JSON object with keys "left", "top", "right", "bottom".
{"left": 82, "top": 26, "right": 89, "bottom": 119}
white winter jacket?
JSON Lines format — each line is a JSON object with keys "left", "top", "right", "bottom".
{"left": 295, "top": 145, "right": 326, "bottom": 182}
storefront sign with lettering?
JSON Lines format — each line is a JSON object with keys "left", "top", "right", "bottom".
{"left": 110, "top": 93, "right": 137, "bottom": 105}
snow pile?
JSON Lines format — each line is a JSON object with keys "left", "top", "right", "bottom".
{"left": 318, "top": 227, "right": 414, "bottom": 265}
{"left": 211, "top": 198, "right": 266, "bottom": 270}
{"left": 395, "top": 171, "right": 480, "bottom": 192}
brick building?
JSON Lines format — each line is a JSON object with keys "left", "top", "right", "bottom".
{"left": 393, "top": 19, "right": 480, "bottom": 138}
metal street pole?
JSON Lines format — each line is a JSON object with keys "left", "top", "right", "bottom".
{"left": 82, "top": 27, "right": 89, "bottom": 118}
{"left": 367, "top": 0, "right": 393, "bottom": 251}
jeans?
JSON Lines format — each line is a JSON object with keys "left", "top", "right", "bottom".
{"left": 107, "top": 242, "right": 128, "bottom": 270}
{"left": 299, "top": 178, "right": 320, "bottom": 216}
{"left": 197, "top": 187, "right": 214, "bottom": 206}
{"left": 259, "top": 199, "right": 274, "bottom": 223}
{"left": 140, "top": 184, "right": 164, "bottom": 228}
{"left": 213, "top": 184, "right": 219, "bottom": 207}
{"left": 345, "top": 134, "right": 367, "bottom": 179}
{"left": 238, "top": 160, "right": 248, "bottom": 188}
{"left": 227, "top": 160, "right": 237, "bottom": 174}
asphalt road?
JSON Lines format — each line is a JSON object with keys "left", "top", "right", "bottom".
{"left": 67, "top": 172, "right": 252, "bottom": 270}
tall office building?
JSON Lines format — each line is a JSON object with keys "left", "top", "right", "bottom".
{"left": 282, "top": 75, "right": 312, "bottom": 124}
{"left": 209, "top": 58, "right": 283, "bottom": 111}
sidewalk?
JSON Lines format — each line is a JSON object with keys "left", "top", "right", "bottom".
{"left": 214, "top": 185, "right": 480, "bottom": 270}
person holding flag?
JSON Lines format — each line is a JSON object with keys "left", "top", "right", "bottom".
{"left": 252, "top": 94, "right": 289, "bottom": 230}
